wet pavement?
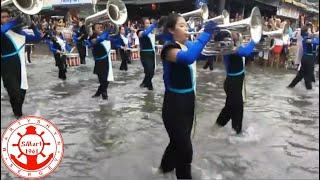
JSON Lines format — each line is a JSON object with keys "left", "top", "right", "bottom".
{"left": 1, "top": 44, "right": 319, "bottom": 180}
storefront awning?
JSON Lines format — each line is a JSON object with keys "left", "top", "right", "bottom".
{"left": 284, "top": 0, "right": 293, "bottom": 3}
{"left": 124, "top": 0, "right": 182, "bottom": 4}
{"left": 255, "top": 0, "right": 280, "bottom": 7}
{"left": 304, "top": 7, "right": 319, "bottom": 13}
{"left": 277, "top": 3, "right": 300, "bottom": 19}
{"left": 97, "top": 0, "right": 183, "bottom": 5}
{"left": 292, "top": 0, "right": 307, "bottom": 8}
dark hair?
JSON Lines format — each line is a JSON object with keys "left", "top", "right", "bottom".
{"left": 142, "top": 17, "right": 149, "bottom": 24}
{"left": 306, "top": 22, "right": 312, "bottom": 26}
{"left": 119, "top": 25, "right": 125, "bottom": 31}
{"left": 79, "top": 18, "right": 85, "bottom": 22}
{"left": 133, "top": 24, "right": 138, "bottom": 29}
{"left": 214, "top": 31, "right": 231, "bottom": 41}
{"left": 92, "top": 23, "right": 102, "bottom": 31}
{"left": 158, "top": 16, "right": 167, "bottom": 28}
{"left": 163, "top": 13, "right": 181, "bottom": 34}
{"left": 267, "top": 24, "right": 272, "bottom": 29}
{"left": 1, "top": 8, "right": 11, "bottom": 15}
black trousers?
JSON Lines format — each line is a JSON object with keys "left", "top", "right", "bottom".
{"left": 25, "top": 45, "right": 31, "bottom": 63}
{"left": 216, "top": 75, "right": 244, "bottom": 134}
{"left": 94, "top": 59, "right": 110, "bottom": 96}
{"left": 97, "top": 73, "right": 109, "bottom": 94}
{"left": 119, "top": 49, "right": 129, "bottom": 71}
{"left": 160, "top": 91, "right": 195, "bottom": 179}
{"left": 289, "top": 54, "right": 314, "bottom": 89}
{"left": 77, "top": 43, "right": 86, "bottom": 64}
{"left": 1, "top": 56, "right": 27, "bottom": 117}
{"left": 140, "top": 51, "right": 155, "bottom": 88}
{"left": 311, "top": 55, "right": 316, "bottom": 82}
{"left": 203, "top": 58, "right": 214, "bottom": 70}
{"left": 54, "top": 54, "right": 67, "bottom": 80}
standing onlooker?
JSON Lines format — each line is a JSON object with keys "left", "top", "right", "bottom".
{"left": 127, "top": 25, "right": 140, "bottom": 63}
{"left": 118, "top": 26, "right": 130, "bottom": 71}
{"left": 281, "top": 21, "right": 290, "bottom": 67}
{"left": 269, "top": 19, "right": 283, "bottom": 68}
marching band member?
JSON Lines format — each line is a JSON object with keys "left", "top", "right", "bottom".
{"left": 116, "top": 26, "right": 130, "bottom": 71}
{"left": 288, "top": 26, "right": 319, "bottom": 90}
{"left": 24, "top": 25, "right": 36, "bottom": 64}
{"left": 86, "top": 23, "right": 114, "bottom": 100}
{"left": 212, "top": 32, "right": 257, "bottom": 135}
{"left": 158, "top": 13, "right": 218, "bottom": 179}
{"left": 137, "top": 18, "right": 157, "bottom": 90}
{"left": 1, "top": 8, "right": 42, "bottom": 118}
{"left": 73, "top": 18, "right": 88, "bottom": 64}
{"left": 25, "top": 43, "right": 32, "bottom": 63}
{"left": 306, "top": 22, "right": 317, "bottom": 83}
{"left": 46, "top": 26, "right": 71, "bottom": 80}
{"left": 202, "top": 55, "right": 215, "bottom": 70}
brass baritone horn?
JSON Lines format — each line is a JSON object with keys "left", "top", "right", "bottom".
{"left": 180, "top": 4, "right": 209, "bottom": 20}
{"left": 201, "top": 7, "right": 262, "bottom": 56}
{"left": 187, "top": 10, "right": 229, "bottom": 35}
{"left": 204, "top": 10, "right": 229, "bottom": 25}
{"left": 216, "top": 7, "right": 262, "bottom": 44}
{"left": 254, "top": 27, "right": 285, "bottom": 51}
{"left": 1, "top": 0, "right": 52, "bottom": 15}
{"left": 262, "top": 27, "right": 284, "bottom": 36}
{"left": 85, "top": 0, "right": 127, "bottom": 32}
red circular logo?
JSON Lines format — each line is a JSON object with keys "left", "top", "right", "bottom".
{"left": 1, "top": 116, "right": 64, "bottom": 179}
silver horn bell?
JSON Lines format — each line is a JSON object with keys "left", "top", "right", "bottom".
{"left": 1, "top": 0, "right": 52, "bottom": 15}
{"left": 85, "top": 0, "right": 128, "bottom": 29}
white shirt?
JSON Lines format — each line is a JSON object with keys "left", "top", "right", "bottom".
{"left": 274, "top": 38, "right": 284, "bottom": 46}
{"left": 56, "top": 36, "right": 66, "bottom": 52}
{"left": 282, "top": 33, "right": 290, "bottom": 45}
{"left": 128, "top": 32, "right": 139, "bottom": 46}
{"left": 120, "top": 34, "right": 128, "bottom": 46}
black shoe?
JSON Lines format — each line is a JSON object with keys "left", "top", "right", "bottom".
{"left": 158, "top": 167, "right": 174, "bottom": 174}
{"left": 148, "top": 85, "right": 154, "bottom": 91}
{"left": 287, "top": 85, "right": 294, "bottom": 88}
{"left": 236, "top": 129, "right": 242, "bottom": 135}
{"left": 14, "top": 112, "right": 23, "bottom": 119}
{"left": 92, "top": 89, "right": 101, "bottom": 98}
{"left": 102, "top": 92, "right": 108, "bottom": 100}
{"left": 140, "top": 83, "right": 146, "bottom": 88}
